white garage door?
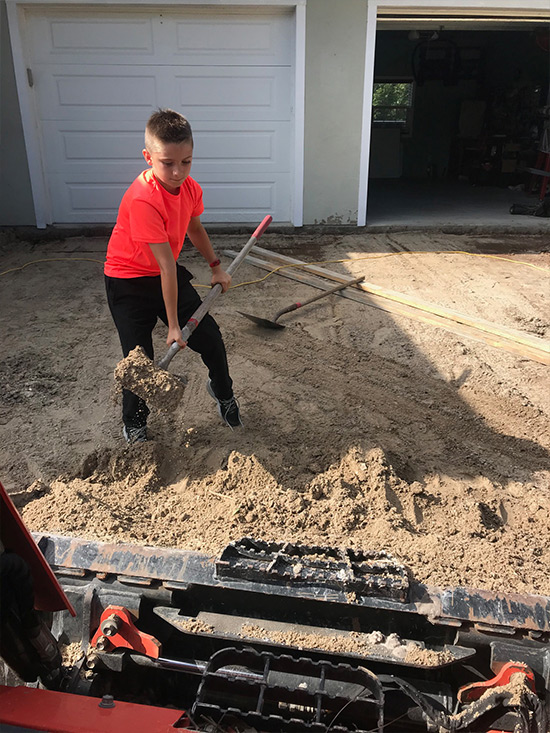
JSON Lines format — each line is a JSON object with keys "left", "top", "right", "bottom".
{"left": 24, "top": 7, "right": 294, "bottom": 223}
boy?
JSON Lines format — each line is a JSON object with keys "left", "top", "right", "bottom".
{"left": 104, "top": 108, "right": 242, "bottom": 443}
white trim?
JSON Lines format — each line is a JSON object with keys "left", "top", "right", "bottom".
{"left": 357, "top": 1, "right": 378, "bottom": 227}
{"left": 7, "top": 0, "right": 305, "bottom": 5}
{"left": 377, "top": 1, "right": 550, "bottom": 13}
{"left": 292, "top": 2, "right": 305, "bottom": 227}
{"left": 6, "top": 2, "right": 49, "bottom": 227}
{"left": 6, "top": 0, "right": 306, "bottom": 227}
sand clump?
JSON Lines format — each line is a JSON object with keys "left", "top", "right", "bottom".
{"left": 114, "top": 346, "right": 187, "bottom": 412}
{"left": 60, "top": 642, "right": 85, "bottom": 667}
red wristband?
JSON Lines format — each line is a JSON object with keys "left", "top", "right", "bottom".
{"left": 209, "top": 258, "right": 221, "bottom": 268}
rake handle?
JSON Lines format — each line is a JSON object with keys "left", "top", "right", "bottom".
{"left": 273, "top": 275, "right": 365, "bottom": 322}
{"left": 158, "top": 215, "right": 273, "bottom": 370}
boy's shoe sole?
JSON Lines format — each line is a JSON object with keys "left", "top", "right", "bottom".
{"left": 207, "top": 380, "right": 243, "bottom": 429}
{"left": 123, "top": 425, "right": 148, "bottom": 444}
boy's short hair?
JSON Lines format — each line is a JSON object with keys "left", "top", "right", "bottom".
{"left": 145, "top": 109, "right": 193, "bottom": 150}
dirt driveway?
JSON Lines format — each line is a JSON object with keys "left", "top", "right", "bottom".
{"left": 0, "top": 227, "right": 548, "bottom": 596}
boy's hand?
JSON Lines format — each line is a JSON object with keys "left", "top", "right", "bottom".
{"left": 211, "top": 266, "right": 231, "bottom": 293}
{"left": 167, "top": 325, "right": 187, "bottom": 349}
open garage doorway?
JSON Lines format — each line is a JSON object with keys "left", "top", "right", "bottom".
{"left": 366, "top": 16, "right": 550, "bottom": 228}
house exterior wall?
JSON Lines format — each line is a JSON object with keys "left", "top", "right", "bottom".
{"left": 0, "top": 0, "right": 34, "bottom": 226}
{"left": 2, "top": 0, "right": 549, "bottom": 228}
{"left": 303, "top": 0, "right": 368, "bottom": 224}
{"left": 2, "top": 0, "right": 369, "bottom": 228}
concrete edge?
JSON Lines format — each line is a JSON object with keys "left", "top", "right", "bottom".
{"left": 1, "top": 221, "right": 549, "bottom": 246}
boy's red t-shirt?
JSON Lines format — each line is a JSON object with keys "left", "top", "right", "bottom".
{"left": 104, "top": 169, "right": 204, "bottom": 278}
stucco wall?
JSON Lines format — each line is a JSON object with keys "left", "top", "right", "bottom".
{"left": 0, "top": 0, "right": 34, "bottom": 226}
{"left": 303, "top": 0, "right": 367, "bottom": 224}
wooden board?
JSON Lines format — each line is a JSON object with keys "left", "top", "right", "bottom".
{"left": 224, "top": 249, "right": 550, "bottom": 366}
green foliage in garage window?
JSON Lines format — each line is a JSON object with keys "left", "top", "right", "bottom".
{"left": 372, "top": 81, "right": 414, "bottom": 132}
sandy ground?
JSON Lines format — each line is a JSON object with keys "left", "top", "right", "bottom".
{"left": 0, "top": 228, "right": 549, "bottom": 597}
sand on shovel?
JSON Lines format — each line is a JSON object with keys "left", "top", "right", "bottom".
{"left": 114, "top": 346, "right": 187, "bottom": 412}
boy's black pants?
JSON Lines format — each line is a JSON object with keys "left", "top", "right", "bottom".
{"left": 105, "top": 265, "right": 233, "bottom": 428}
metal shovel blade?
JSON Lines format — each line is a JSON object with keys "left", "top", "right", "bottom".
{"left": 237, "top": 311, "right": 285, "bottom": 329}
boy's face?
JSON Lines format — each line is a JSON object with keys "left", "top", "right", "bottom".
{"left": 143, "top": 139, "right": 193, "bottom": 194}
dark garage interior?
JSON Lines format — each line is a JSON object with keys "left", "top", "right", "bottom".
{"left": 367, "top": 26, "right": 550, "bottom": 227}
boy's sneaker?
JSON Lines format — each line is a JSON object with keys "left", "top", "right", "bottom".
{"left": 123, "top": 425, "right": 148, "bottom": 444}
{"left": 207, "top": 380, "right": 243, "bottom": 429}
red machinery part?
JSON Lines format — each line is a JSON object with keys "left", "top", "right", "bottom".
{"left": 0, "top": 480, "right": 75, "bottom": 616}
{"left": 458, "top": 661, "right": 536, "bottom": 703}
{"left": 90, "top": 605, "right": 161, "bottom": 657}
{"left": 0, "top": 685, "right": 192, "bottom": 732}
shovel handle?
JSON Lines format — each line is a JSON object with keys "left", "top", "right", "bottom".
{"left": 225, "top": 215, "right": 272, "bottom": 277}
{"left": 273, "top": 275, "right": 364, "bottom": 322}
{"left": 158, "top": 215, "right": 273, "bottom": 370}
{"left": 251, "top": 216, "right": 273, "bottom": 240}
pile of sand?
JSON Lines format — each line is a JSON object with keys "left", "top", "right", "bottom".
{"left": 21, "top": 442, "right": 550, "bottom": 595}
{"left": 1, "top": 230, "right": 548, "bottom": 597}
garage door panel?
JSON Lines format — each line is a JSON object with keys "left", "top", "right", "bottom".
{"left": 26, "top": 14, "right": 156, "bottom": 65}
{"left": 43, "top": 122, "right": 290, "bottom": 221}
{"left": 199, "top": 178, "right": 289, "bottom": 223}
{"left": 170, "top": 13, "right": 293, "bottom": 65}
{"left": 26, "top": 9, "right": 292, "bottom": 67}
{"left": 55, "top": 75, "right": 156, "bottom": 113}
{"left": 195, "top": 130, "right": 274, "bottom": 163}
{"left": 47, "top": 175, "right": 129, "bottom": 222}
{"left": 41, "top": 121, "right": 289, "bottom": 176}
{"left": 48, "top": 174, "right": 288, "bottom": 223}
{"left": 174, "top": 68, "right": 292, "bottom": 121}
{"left": 35, "top": 66, "right": 162, "bottom": 121}
{"left": 193, "top": 123, "right": 291, "bottom": 171}
{"left": 59, "top": 130, "right": 143, "bottom": 162}
{"left": 67, "top": 182, "right": 127, "bottom": 213}
{"left": 203, "top": 182, "right": 274, "bottom": 213}
{"left": 35, "top": 65, "right": 291, "bottom": 123}
{"left": 40, "top": 122, "right": 145, "bottom": 181}
{"left": 25, "top": 8, "right": 295, "bottom": 223}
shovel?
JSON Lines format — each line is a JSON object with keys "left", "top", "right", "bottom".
{"left": 114, "top": 215, "right": 273, "bottom": 411}
{"left": 238, "top": 275, "right": 364, "bottom": 329}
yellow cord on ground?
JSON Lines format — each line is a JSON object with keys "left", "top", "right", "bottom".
{"left": 0, "top": 250, "right": 548, "bottom": 288}
{"left": 226, "top": 249, "right": 549, "bottom": 290}
{"left": 0, "top": 257, "right": 104, "bottom": 277}
{"left": 2, "top": 250, "right": 545, "bottom": 362}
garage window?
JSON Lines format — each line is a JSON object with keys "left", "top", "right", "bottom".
{"left": 372, "top": 80, "right": 415, "bottom": 135}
